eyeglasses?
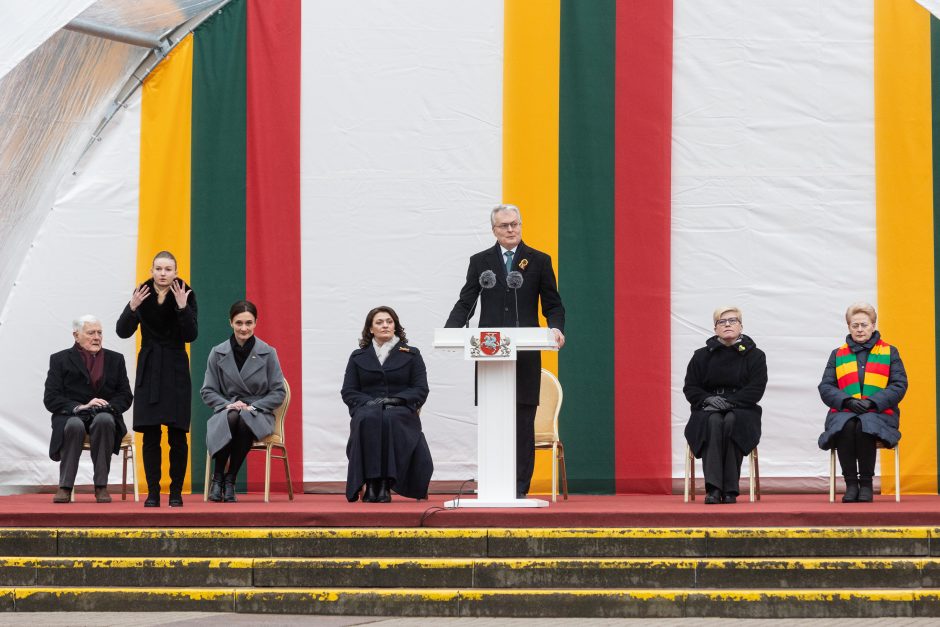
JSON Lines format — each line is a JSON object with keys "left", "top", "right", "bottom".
{"left": 715, "top": 317, "right": 741, "bottom": 327}
{"left": 494, "top": 221, "right": 521, "bottom": 231}
{"left": 850, "top": 322, "right": 871, "bottom": 330}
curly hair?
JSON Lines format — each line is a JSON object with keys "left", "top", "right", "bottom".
{"left": 359, "top": 306, "right": 407, "bottom": 348}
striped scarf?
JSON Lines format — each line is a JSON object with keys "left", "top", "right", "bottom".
{"left": 833, "top": 339, "right": 894, "bottom": 414}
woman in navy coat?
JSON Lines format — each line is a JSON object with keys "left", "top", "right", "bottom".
{"left": 342, "top": 306, "right": 432, "bottom": 502}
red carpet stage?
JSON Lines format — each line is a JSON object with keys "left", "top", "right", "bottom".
{"left": 2, "top": 493, "right": 940, "bottom": 528}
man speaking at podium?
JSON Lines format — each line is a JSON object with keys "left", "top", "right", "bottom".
{"left": 445, "top": 204, "right": 566, "bottom": 498}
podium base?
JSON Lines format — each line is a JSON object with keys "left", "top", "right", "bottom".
{"left": 444, "top": 497, "right": 549, "bottom": 508}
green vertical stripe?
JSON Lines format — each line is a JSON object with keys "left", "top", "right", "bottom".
{"left": 558, "top": 0, "right": 616, "bottom": 493}
{"left": 931, "top": 15, "right": 940, "bottom": 494}
{"left": 190, "top": 0, "right": 247, "bottom": 492}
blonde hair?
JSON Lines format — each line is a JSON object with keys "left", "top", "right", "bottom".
{"left": 845, "top": 302, "right": 877, "bottom": 325}
{"left": 713, "top": 306, "right": 742, "bottom": 326}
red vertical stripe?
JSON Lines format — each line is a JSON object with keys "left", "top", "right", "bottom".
{"left": 246, "top": 0, "right": 303, "bottom": 493}
{"left": 614, "top": 0, "right": 673, "bottom": 493}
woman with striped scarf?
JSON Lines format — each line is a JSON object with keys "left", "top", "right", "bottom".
{"left": 818, "top": 302, "right": 907, "bottom": 503}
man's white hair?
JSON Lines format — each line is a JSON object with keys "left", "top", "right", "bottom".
{"left": 72, "top": 314, "right": 101, "bottom": 333}
{"left": 490, "top": 203, "right": 522, "bottom": 226}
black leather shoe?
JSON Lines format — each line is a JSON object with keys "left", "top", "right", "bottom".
{"left": 723, "top": 493, "right": 737, "bottom": 504}
{"left": 858, "top": 478, "right": 874, "bottom": 502}
{"left": 843, "top": 479, "right": 860, "bottom": 503}
{"left": 704, "top": 489, "right": 721, "bottom": 504}
{"left": 168, "top": 492, "right": 183, "bottom": 507}
{"left": 208, "top": 473, "right": 224, "bottom": 502}
{"left": 144, "top": 492, "right": 160, "bottom": 508}
{"left": 375, "top": 479, "right": 391, "bottom": 503}
{"left": 223, "top": 473, "right": 238, "bottom": 502}
{"left": 363, "top": 480, "right": 380, "bottom": 503}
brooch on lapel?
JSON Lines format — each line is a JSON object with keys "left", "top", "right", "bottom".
{"left": 519, "top": 259, "right": 529, "bottom": 271}
{"left": 738, "top": 345, "right": 746, "bottom": 352}
{"left": 398, "top": 346, "right": 411, "bottom": 353}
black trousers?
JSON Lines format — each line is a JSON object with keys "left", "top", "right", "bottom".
{"left": 517, "top": 403, "right": 537, "bottom": 495}
{"left": 139, "top": 425, "right": 188, "bottom": 494}
{"left": 835, "top": 417, "right": 877, "bottom": 480}
{"left": 212, "top": 410, "right": 255, "bottom": 476}
{"left": 702, "top": 411, "right": 744, "bottom": 495}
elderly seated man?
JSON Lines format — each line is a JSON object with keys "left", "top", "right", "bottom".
{"left": 43, "top": 315, "right": 132, "bottom": 503}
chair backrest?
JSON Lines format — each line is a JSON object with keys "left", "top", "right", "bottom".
{"left": 534, "top": 368, "right": 563, "bottom": 442}
{"left": 270, "top": 379, "right": 291, "bottom": 443}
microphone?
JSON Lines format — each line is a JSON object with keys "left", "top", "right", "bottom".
{"left": 464, "top": 270, "right": 498, "bottom": 327}
{"left": 507, "top": 270, "right": 523, "bottom": 327}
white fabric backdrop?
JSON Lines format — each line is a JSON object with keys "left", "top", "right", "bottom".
{"left": 671, "top": 1, "right": 876, "bottom": 484}
{"left": 299, "top": 0, "right": 504, "bottom": 481}
{"left": 0, "top": 96, "right": 140, "bottom": 493}
{"left": 0, "top": 0, "right": 94, "bottom": 81}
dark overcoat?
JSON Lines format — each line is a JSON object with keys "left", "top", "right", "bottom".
{"left": 201, "top": 337, "right": 286, "bottom": 456}
{"left": 44, "top": 346, "right": 132, "bottom": 460}
{"left": 444, "top": 241, "right": 565, "bottom": 405}
{"left": 116, "top": 278, "right": 198, "bottom": 431}
{"left": 683, "top": 334, "right": 767, "bottom": 457}
{"left": 341, "top": 343, "right": 432, "bottom": 501}
{"left": 817, "top": 331, "right": 906, "bottom": 449}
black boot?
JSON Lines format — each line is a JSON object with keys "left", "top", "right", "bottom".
{"left": 363, "top": 479, "right": 380, "bottom": 503}
{"left": 208, "top": 473, "right": 224, "bottom": 502}
{"left": 842, "top": 478, "right": 860, "bottom": 503}
{"left": 223, "top": 473, "right": 238, "bottom": 502}
{"left": 376, "top": 478, "right": 391, "bottom": 503}
{"left": 858, "top": 477, "right": 874, "bottom": 502}
{"left": 144, "top": 492, "right": 160, "bottom": 508}
{"left": 168, "top": 491, "right": 183, "bottom": 508}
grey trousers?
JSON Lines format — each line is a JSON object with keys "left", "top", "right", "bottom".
{"left": 58, "top": 413, "right": 116, "bottom": 489}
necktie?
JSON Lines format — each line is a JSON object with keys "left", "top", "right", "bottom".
{"left": 504, "top": 250, "right": 514, "bottom": 274}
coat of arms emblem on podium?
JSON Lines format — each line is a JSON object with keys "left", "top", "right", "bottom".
{"left": 470, "top": 331, "right": 511, "bottom": 357}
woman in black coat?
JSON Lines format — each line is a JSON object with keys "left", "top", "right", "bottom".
{"left": 116, "top": 251, "right": 197, "bottom": 507}
{"left": 818, "top": 302, "right": 906, "bottom": 503}
{"left": 683, "top": 306, "right": 767, "bottom": 504}
{"left": 342, "top": 306, "right": 432, "bottom": 503}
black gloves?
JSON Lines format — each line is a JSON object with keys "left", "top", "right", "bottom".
{"left": 702, "top": 396, "right": 733, "bottom": 411}
{"left": 843, "top": 398, "right": 874, "bottom": 414}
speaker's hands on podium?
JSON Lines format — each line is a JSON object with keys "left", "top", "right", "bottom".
{"left": 551, "top": 328, "right": 565, "bottom": 349}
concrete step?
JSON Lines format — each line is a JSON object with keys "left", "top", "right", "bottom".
{"left": 6, "top": 527, "right": 937, "bottom": 558}
{"left": 1, "top": 556, "right": 939, "bottom": 589}
{"left": 6, "top": 586, "right": 940, "bottom": 617}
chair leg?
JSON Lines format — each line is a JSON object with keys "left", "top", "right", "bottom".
{"left": 551, "top": 442, "right": 558, "bottom": 503}
{"left": 829, "top": 448, "right": 836, "bottom": 503}
{"left": 749, "top": 450, "right": 755, "bottom": 502}
{"left": 131, "top": 442, "right": 139, "bottom": 502}
{"left": 281, "top": 447, "right": 295, "bottom": 500}
{"left": 754, "top": 448, "right": 761, "bottom": 501}
{"left": 895, "top": 446, "right": 901, "bottom": 503}
{"left": 122, "top": 446, "right": 128, "bottom": 501}
{"left": 264, "top": 446, "right": 272, "bottom": 503}
{"left": 557, "top": 442, "right": 568, "bottom": 500}
{"left": 204, "top": 451, "right": 212, "bottom": 502}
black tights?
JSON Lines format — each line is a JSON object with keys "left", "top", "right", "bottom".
{"left": 139, "top": 425, "right": 188, "bottom": 494}
{"left": 836, "top": 417, "right": 877, "bottom": 480}
{"left": 213, "top": 410, "right": 255, "bottom": 476}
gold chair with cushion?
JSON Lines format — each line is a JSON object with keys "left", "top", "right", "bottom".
{"left": 829, "top": 440, "right": 899, "bottom": 503}
{"left": 203, "top": 379, "right": 294, "bottom": 502}
{"left": 72, "top": 432, "right": 138, "bottom": 502}
{"left": 684, "top": 444, "right": 759, "bottom": 503}
{"left": 534, "top": 368, "right": 567, "bottom": 502}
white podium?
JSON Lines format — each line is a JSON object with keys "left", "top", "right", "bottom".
{"left": 434, "top": 327, "right": 558, "bottom": 508}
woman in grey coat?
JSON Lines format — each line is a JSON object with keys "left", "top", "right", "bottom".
{"left": 201, "top": 300, "right": 286, "bottom": 502}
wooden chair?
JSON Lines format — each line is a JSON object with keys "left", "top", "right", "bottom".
{"left": 829, "top": 441, "right": 900, "bottom": 502}
{"left": 534, "top": 368, "right": 567, "bottom": 502}
{"left": 72, "top": 431, "right": 139, "bottom": 502}
{"left": 684, "top": 444, "right": 759, "bottom": 502}
{"left": 203, "top": 379, "right": 294, "bottom": 502}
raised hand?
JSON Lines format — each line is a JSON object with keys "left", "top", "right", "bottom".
{"left": 129, "top": 284, "right": 151, "bottom": 311}
{"left": 170, "top": 280, "right": 192, "bottom": 309}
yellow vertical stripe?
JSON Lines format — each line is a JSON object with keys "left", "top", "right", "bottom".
{"left": 136, "top": 35, "right": 194, "bottom": 493}
{"left": 875, "top": 2, "right": 936, "bottom": 493}
{"left": 502, "top": 0, "right": 561, "bottom": 376}
{"left": 503, "top": 0, "right": 560, "bottom": 494}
